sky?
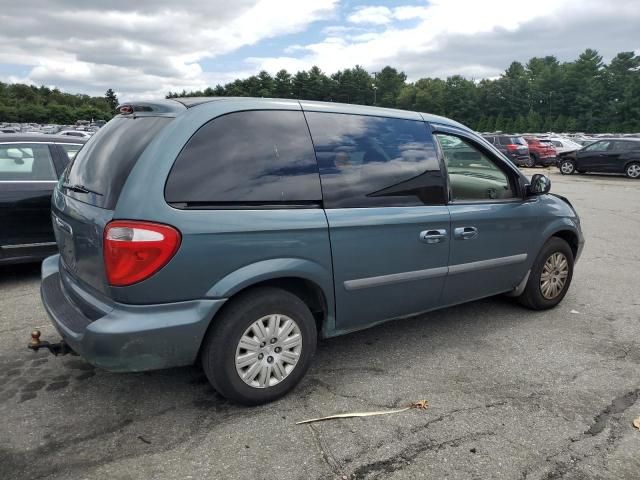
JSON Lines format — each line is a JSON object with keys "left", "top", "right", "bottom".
{"left": 1, "top": 0, "right": 639, "bottom": 101}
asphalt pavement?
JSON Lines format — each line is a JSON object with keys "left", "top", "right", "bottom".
{"left": 1, "top": 169, "right": 639, "bottom": 479}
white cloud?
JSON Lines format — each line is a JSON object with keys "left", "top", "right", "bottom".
{"left": 392, "top": 6, "right": 428, "bottom": 21}
{"left": 248, "top": 0, "right": 640, "bottom": 81}
{"left": 347, "top": 6, "right": 393, "bottom": 25}
{"left": 0, "top": 0, "right": 338, "bottom": 99}
{"left": 1, "top": 0, "right": 639, "bottom": 100}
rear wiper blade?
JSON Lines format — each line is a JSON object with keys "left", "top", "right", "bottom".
{"left": 61, "top": 183, "right": 103, "bottom": 196}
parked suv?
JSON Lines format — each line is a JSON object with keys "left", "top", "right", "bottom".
{"left": 524, "top": 137, "right": 557, "bottom": 166}
{"left": 38, "top": 99, "right": 583, "bottom": 404}
{"left": 482, "top": 135, "right": 531, "bottom": 166}
{"left": 557, "top": 138, "right": 640, "bottom": 178}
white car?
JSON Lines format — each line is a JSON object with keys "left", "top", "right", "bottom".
{"left": 58, "top": 130, "right": 93, "bottom": 139}
{"left": 542, "top": 137, "right": 583, "bottom": 155}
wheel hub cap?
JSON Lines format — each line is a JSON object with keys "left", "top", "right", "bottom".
{"left": 628, "top": 165, "right": 640, "bottom": 178}
{"left": 540, "top": 252, "right": 569, "bottom": 300}
{"left": 235, "top": 314, "right": 302, "bottom": 388}
{"left": 561, "top": 162, "right": 573, "bottom": 173}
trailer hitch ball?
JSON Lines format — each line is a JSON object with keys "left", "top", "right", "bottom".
{"left": 31, "top": 330, "right": 42, "bottom": 347}
{"left": 27, "top": 330, "right": 75, "bottom": 356}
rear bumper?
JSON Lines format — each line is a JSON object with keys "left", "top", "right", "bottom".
{"left": 576, "top": 234, "right": 585, "bottom": 262}
{"left": 40, "top": 255, "right": 227, "bottom": 372}
{"left": 509, "top": 154, "right": 530, "bottom": 165}
{"left": 538, "top": 155, "right": 557, "bottom": 166}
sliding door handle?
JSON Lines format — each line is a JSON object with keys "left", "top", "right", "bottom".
{"left": 454, "top": 226, "right": 478, "bottom": 240}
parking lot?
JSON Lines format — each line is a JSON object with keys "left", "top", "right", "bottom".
{"left": 0, "top": 169, "right": 638, "bottom": 480}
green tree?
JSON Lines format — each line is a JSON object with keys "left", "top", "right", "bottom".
{"left": 395, "top": 85, "right": 416, "bottom": 110}
{"left": 525, "top": 109, "right": 542, "bottom": 131}
{"left": 257, "top": 71, "right": 274, "bottom": 97}
{"left": 105, "top": 88, "right": 118, "bottom": 113}
{"left": 376, "top": 66, "right": 406, "bottom": 107}
{"left": 273, "top": 70, "right": 293, "bottom": 98}
{"left": 413, "top": 78, "right": 446, "bottom": 114}
{"left": 514, "top": 114, "right": 527, "bottom": 133}
{"left": 2, "top": 49, "right": 639, "bottom": 131}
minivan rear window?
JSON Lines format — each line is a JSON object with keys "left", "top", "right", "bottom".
{"left": 65, "top": 116, "right": 172, "bottom": 209}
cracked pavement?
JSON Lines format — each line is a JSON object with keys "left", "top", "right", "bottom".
{"left": 1, "top": 169, "right": 639, "bottom": 479}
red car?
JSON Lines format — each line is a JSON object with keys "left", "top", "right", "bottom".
{"left": 524, "top": 137, "right": 557, "bottom": 167}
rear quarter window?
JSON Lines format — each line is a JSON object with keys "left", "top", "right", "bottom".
{"left": 65, "top": 116, "right": 172, "bottom": 209}
{"left": 165, "top": 110, "right": 322, "bottom": 206}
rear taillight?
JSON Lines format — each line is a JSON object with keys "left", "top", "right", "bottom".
{"left": 103, "top": 221, "right": 181, "bottom": 286}
{"left": 506, "top": 144, "right": 519, "bottom": 151}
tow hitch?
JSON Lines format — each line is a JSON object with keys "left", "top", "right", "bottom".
{"left": 28, "top": 330, "right": 75, "bottom": 356}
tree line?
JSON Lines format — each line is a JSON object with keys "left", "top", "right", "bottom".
{"left": 0, "top": 49, "right": 638, "bottom": 132}
{"left": 168, "top": 49, "right": 640, "bottom": 133}
{"left": 0, "top": 84, "right": 118, "bottom": 124}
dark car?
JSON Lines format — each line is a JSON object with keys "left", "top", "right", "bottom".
{"left": 524, "top": 137, "right": 557, "bottom": 166}
{"left": 0, "top": 134, "right": 85, "bottom": 264}
{"left": 35, "top": 98, "right": 584, "bottom": 405}
{"left": 557, "top": 138, "right": 640, "bottom": 178}
{"left": 482, "top": 135, "right": 531, "bottom": 166}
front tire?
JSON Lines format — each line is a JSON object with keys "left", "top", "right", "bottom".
{"left": 518, "top": 237, "right": 574, "bottom": 310}
{"left": 559, "top": 160, "right": 575, "bottom": 175}
{"left": 625, "top": 162, "right": 640, "bottom": 179}
{"left": 201, "top": 287, "right": 317, "bottom": 405}
{"left": 526, "top": 154, "right": 537, "bottom": 168}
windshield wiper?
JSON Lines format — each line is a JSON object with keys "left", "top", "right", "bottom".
{"left": 62, "top": 183, "right": 103, "bottom": 196}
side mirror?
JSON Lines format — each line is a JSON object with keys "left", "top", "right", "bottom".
{"left": 527, "top": 174, "right": 551, "bottom": 196}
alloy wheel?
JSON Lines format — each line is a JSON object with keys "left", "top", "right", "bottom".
{"left": 626, "top": 163, "right": 640, "bottom": 179}
{"left": 560, "top": 161, "right": 575, "bottom": 174}
{"left": 540, "top": 252, "right": 569, "bottom": 300}
{"left": 235, "top": 314, "right": 303, "bottom": 388}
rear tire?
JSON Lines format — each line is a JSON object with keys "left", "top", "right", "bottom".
{"left": 625, "top": 162, "right": 640, "bottom": 179}
{"left": 518, "top": 237, "right": 574, "bottom": 310}
{"left": 201, "top": 287, "right": 317, "bottom": 405}
{"left": 559, "top": 160, "right": 575, "bottom": 175}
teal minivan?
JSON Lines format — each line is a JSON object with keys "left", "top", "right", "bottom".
{"left": 38, "top": 98, "right": 584, "bottom": 404}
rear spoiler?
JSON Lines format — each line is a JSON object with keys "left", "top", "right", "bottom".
{"left": 116, "top": 100, "right": 186, "bottom": 117}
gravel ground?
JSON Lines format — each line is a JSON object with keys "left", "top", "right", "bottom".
{"left": 0, "top": 169, "right": 639, "bottom": 480}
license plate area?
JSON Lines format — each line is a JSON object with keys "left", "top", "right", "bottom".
{"left": 52, "top": 214, "right": 76, "bottom": 270}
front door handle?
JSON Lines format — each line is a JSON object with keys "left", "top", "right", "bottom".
{"left": 419, "top": 229, "right": 447, "bottom": 244}
{"left": 454, "top": 226, "right": 478, "bottom": 240}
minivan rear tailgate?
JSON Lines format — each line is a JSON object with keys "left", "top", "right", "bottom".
{"left": 51, "top": 187, "right": 113, "bottom": 294}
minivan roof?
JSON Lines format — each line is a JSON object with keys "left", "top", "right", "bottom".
{"left": 167, "top": 97, "right": 471, "bottom": 131}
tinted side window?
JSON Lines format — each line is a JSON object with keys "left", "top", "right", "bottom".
{"left": 435, "top": 134, "right": 515, "bottom": 201}
{"left": 0, "top": 143, "right": 56, "bottom": 181}
{"left": 611, "top": 141, "right": 636, "bottom": 152}
{"left": 165, "top": 110, "right": 321, "bottom": 205}
{"left": 583, "top": 141, "right": 610, "bottom": 152}
{"left": 305, "top": 112, "right": 444, "bottom": 208}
